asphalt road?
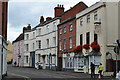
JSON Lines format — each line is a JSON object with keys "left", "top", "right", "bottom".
{"left": 2, "top": 65, "right": 111, "bottom": 80}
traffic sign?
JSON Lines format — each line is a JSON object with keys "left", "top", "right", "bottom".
{"left": 117, "top": 39, "right": 120, "bottom": 48}
{"left": 114, "top": 46, "right": 119, "bottom": 54}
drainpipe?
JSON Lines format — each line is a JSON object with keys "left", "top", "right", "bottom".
{"left": 1, "top": 2, "right": 4, "bottom": 79}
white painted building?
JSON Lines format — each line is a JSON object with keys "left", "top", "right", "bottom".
{"left": 35, "top": 17, "right": 60, "bottom": 70}
{"left": 76, "top": 1, "right": 120, "bottom": 73}
{"left": 0, "top": 35, "right": 7, "bottom": 79}
{"left": 24, "top": 26, "right": 35, "bottom": 67}
{"left": 24, "top": 17, "right": 60, "bottom": 70}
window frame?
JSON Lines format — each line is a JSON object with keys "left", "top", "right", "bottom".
{"left": 80, "top": 18, "right": 83, "bottom": 26}
{"left": 87, "top": 14, "right": 90, "bottom": 23}
{"left": 69, "top": 36, "right": 72, "bottom": 49}
{"left": 69, "top": 23, "right": 73, "bottom": 31}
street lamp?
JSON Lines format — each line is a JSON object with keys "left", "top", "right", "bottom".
{"left": 113, "top": 43, "right": 119, "bottom": 74}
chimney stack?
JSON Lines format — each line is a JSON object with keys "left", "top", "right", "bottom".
{"left": 27, "top": 24, "right": 31, "bottom": 30}
{"left": 54, "top": 4, "right": 64, "bottom": 17}
{"left": 46, "top": 17, "right": 52, "bottom": 21}
{"left": 40, "top": 16, "right": 44, "bottom": 24}
{"left": 23, "top": 24, "right": 31, "bottom": 33}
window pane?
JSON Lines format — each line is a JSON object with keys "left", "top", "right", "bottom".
{"left": 70, "top": 24, "right": 73, "bottom": 31}
{"left": 86, "top": 32, "right": 90, "bottom": 44}
{"left": 80, "top": 34, "right": 83, "bottom": 45}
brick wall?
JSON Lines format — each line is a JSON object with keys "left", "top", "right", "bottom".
{"left": 58, "top": 2, "right": 88, "bottom": 57}
{"left": 0, "top": 2, "right": 8, "bottom": 40}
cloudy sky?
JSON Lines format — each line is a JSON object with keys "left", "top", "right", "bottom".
{"left": 8, "top": 0, "right": 100, "bottom": 42}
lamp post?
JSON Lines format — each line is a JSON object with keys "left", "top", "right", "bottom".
{"left": 113, "top": 43, "right": 119, "bottom": 74}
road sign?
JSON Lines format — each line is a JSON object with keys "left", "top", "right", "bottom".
{"left": 117, "top": 39, "right": 120, "bottom": 48}
{"left": 114, "top": 46, "right": 119, "bottom": 54}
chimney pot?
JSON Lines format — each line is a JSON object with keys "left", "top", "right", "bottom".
{"left": 57, "top": 4, "right": 59, "bottom": 7}
{"left": 46, "top": 17, "right": 52, "bottom": 21}
{"left": 40, "top": 16, "right": 44, "bottom": 24}
{"left": 54, "top": 4, "right": 64, "bottom": 17}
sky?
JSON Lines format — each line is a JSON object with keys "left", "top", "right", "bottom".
{"left": 8, "top": 0, "right": 100, "bottom": 42}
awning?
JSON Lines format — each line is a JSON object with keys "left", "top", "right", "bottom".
{"left": 88, "top": 50, "right": 101, "bottom": 56}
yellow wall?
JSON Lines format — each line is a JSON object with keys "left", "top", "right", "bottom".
{"left": 7, "top": 41, "right": 13, "bottom": 62}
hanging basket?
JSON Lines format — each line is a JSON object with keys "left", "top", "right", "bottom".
{"left": 90, "top": 41, "right": 100, "bottom": 52}
{"left": 83, "top": 44, "right": 90, "bottom": 50}
{"left": 73, "top": 45, "right": 83, "bottom": 53}
{"left": 90, "top": 40, "right": 97, "bottom": 47}
{"left": 91, "top": 44, "right": 100, "bottom": 52}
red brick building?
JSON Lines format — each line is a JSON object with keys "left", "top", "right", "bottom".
{"left": 0, "top": 2, "right": 8, "bottom": 40}
{"left": 57, "top": 2, "right": 88, "bottom": 70}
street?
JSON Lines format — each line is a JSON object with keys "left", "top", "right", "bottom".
{"left": 3, "top": 65, "right": 111, "bottom": 80}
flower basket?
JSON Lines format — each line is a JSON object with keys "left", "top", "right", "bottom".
{"left": 91, "top": 44, "right": 100, "bottom": 52}
{"left": 90, "top": 41, "right": 100, "bottom": 52}
{"left": 73, "top": 45, "right": 82, "bottom": 53}
{"left": 83, "top": 44, "right": 90, "bottom": 50}
{"left": 90, "top": 40, "right": 97, "bottom": 47}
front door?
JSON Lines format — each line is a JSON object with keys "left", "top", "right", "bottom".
{"left": 42, "top": 55, "right": 46, "bottom": 69}
{"left": 30, "top": 52, "right": 35, "bottom": 68}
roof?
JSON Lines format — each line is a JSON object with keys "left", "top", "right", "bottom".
{"left": 12, "top": 33, "right": 24, "bottom": 44}
{"left": 24, "top": 17, "right": 61, "bottom": 33}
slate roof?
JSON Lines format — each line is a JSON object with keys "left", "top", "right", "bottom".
{"left": 12, "top": 33, "right": 24, "bottom": 44}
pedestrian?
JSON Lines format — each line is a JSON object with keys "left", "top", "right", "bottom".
{"left": 90, "top": 62, "right": 95, "bottom": 78}
{"left": 98, "top": 63, "right": 103, "bottom": 77}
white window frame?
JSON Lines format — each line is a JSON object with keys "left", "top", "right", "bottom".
{"left": 46, "top": 39, "right": 49, "bottom": 48}
{"left": 69, "top": 37, "right": 72, "bottom": 49}
{"left": 33, "top": 32, "right": 35, "bottom": 38}
{"left": 26, "top": 34, "right": 29, "bottom": 40}
{"left": 69, "top": 24, "right": 73, "bottom": 31}
{"left": 64, "top": 39, "right": 66, "bottom": 50}
{"left": 60, "top": 28, "right": 62, "bottom": 35}
{"left": 25, "top": 44, "right": 29, "bottom": 51}
{"left": 53, "top": 22, "right": 56, "bottom": 31}
{"left": 46, "top": 25, "right": 49, "bottom": 33}
{"left": 38, "top": 28, "right": 41, "bottom": 35}
{"left": 38, "top": 40, "right": 41, "bottom": 49}
{"left": 53, "top": 37, "right": 56, "bottom": 46}
{"left": 87, "top": 14, "right": 90, "bottom": 23}
{"left": 33, "top": 43, "right": 34, "bottom": 50}
{"left": 64, "top": 26, "right": 66, "bottom": 33}
{"left": 59, "top": 40, "right": 62, "bottom": 50}
{"left": 94, "top": 11, "right": 98, "bottom": 20}
{"left": 80, "top": 18, "right": 83, "bottom": 26}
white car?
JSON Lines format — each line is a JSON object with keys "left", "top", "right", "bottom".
{"left": 116, "top": 71, "right": 120, "bottom": 80}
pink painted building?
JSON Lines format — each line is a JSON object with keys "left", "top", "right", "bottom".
{"left": 13, "top": 25, "right": 31, "bottom": 67}
{"left": 13, "top": 33, "right": 24, "bottom": 66}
